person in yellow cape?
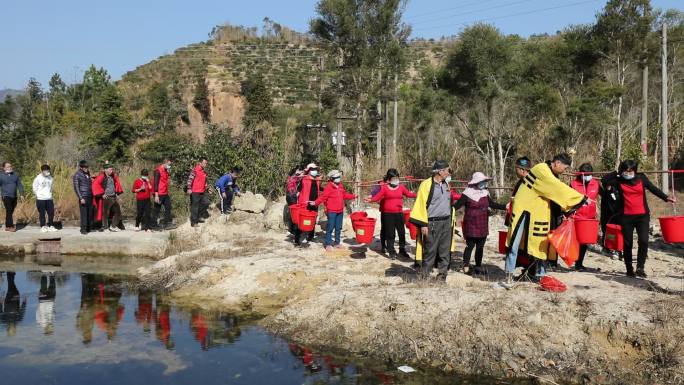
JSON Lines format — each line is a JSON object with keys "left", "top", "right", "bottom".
{"left": 502, "top": 154, "right": 586, "bottom": 287}
{"left": 409, "top": 160, "right": 454, "bottom": 281}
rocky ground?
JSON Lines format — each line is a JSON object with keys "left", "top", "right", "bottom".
{"left": 138, "top": 194, "right": 684, "bottom": 385}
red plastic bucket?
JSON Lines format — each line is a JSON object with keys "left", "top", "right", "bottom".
{"left": 498, "top": 230, "right": 508, "bottom": 254}
{"left": 659, "top": 216, "right": 684, "bottom": 243}
{"left": 298, "top": 210, "right": 318, "bottom": 232}
{"left": 350, "top": 211, "right": 368, "bottom": 231}
{"left": 289, "top": 203, "right": 306, "bottom": 225}
{"left": 575, "top": 219, "right": 599, "bottom": 244}
{"left": 604, "top": 224, "right": 623, "bottom": 251}
{"left": 355, "top": 218, "right": 376, "bottom": 244}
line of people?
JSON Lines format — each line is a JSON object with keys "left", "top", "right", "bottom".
{"left": 285, "top": 154, "right": 677, "bottom": 284}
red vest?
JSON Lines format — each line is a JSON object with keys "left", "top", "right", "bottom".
{"left": 132, "top": 178, "right": 152, "bottom": 201}
{"left": 191, "top": 165, "right": 207, "bottom": 193}
{"left": 622, "top": 180, "right": 646, "bottom": 215}
{"left": 570, "top": 178, "right": 599, "bottom": 219}
{"left": 297, "top": 176, "right": 321, "bottom": 204}
{"left": 155, "top": 164, "right": 170, "bottom": 195}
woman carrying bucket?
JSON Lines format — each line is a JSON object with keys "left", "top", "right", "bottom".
{"left": 570, "top": 163, "right": 600, "bottom": 271}
{"left": 364, "top": 169, "right": 417, "bottom": 259}
{"left": 606, "top": 160, "right": 676, "bottom": 278}
{"left": 313, "top": 170, "right": 356, "bottom": 251}
{"left": 294, "top": 163, "right": 323, "bottom": 247}
{"left": 453, "top": 172, "right": 506, "bottom": 275}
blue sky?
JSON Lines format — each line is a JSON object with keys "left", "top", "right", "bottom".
{"left": 1, "top": 0, "right": 681, "bottom": 89}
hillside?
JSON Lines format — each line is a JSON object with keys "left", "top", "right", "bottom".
{"left": 0, "top": 89, "right": 23, "bottom": 101}
{"left": 117, "top": 25, "right": 452, "bottom": 141}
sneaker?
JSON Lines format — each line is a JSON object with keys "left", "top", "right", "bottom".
{"left": 398, "top": 249, "right": 411, "bottom": 259}
{"left": 334, "top": 244, "right": 345, "bottom": 249}
{"left": 325, "top": 245, "right": 333, "bottom": 252}
{"left": 40, "top": 226, "right": 49, "bottom": 233}
{"left": 388, "top": 251, "right": 398, "bottom": 260}
{"left": 302, "top": 238, "right": 309, "bottom": 244}
{"left": 574, "top": 265, "right": 587, "bottom": 272}
{"left": 8, "top": 227, "right": 16, "bottom": 233}
{"left": 109, "top": 227, "right": 120, "bottom": 232}
{"left": 498, "top": 274, "right": 515, "bottom": 290}
{"left": 47, "top": 226, "right": 58, "bottom": 232}
{"left": 80, "top": 230, "right": 88, "bottom": 235}
{"left": 134, "top": 226, "right": 141, "bottom": 232}
{"left": 635, "top": 268, "right": 647, "bottom": 278}
{"left": 626, "top": 269, "right": 636, "bottom": 277}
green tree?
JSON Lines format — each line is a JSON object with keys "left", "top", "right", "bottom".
{"left": 93, "top": 85, "right": 134, "bottom": 163}
{"left": 146, "top": 83, "right": 174, "bottom": 132}
{"left": 241, "top": 75, "right": 274, "bottom": 132}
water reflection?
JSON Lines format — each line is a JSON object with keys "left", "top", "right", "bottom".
{"left": 0, "top": 272, "right": 26, "bottom": 336}
{"left": 0, "top": 270, "right": 529, "bottom": 385}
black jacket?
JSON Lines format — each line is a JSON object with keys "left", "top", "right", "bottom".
{"left": 72, "top": 169, "right": 93, "bottom": 200}
{"left": 605, "top": 173, "right": 668, "bottom": 217}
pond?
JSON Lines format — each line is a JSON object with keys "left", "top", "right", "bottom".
{"left": 0, "top": 259, "right": 532, "bottom": 385}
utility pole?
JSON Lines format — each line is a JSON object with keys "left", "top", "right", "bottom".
{"left": 392, "top": 73, "right": 399, "bottom": 167}
{"left": 376, "top": 100, "right": 382, "bottom": 160}
{"left": 640, "top": 64, "right": 648, "bottom": 155}
{"left": 661, "top": 23, "right": 669, "bottom": 194}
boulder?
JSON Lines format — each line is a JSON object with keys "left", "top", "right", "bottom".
{"left": 233, "top": 191, "right": 268, "bottom": 213}
{"left": 263, "top": 201, "right": 287, "bottom": 230}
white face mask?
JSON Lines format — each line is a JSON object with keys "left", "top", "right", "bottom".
{"left": 477, "top": 182, "right": 488, "bottom": 189}
{"left": 622, "top": 172, "right": 635, "bottom": 180}
{"left": 444, "top": 176, "right": 452, "bottom": 184}
{"left": 310, "top": 170, "right": 319, "bottom": 177}
{"left": 42, "top": 171, "right": 51, "bottom": 177}
{"left": 141, "top": 176, "right": 148, "bottom": 180}
{"left": 333, "top": 177, "right": 341, "bottom": 184}
{"left": 165, "top": 164, "right": 171, "bottom": 170}
{"left": 389, "top": 179, "right": 400, "bottom": 186}
{"left": 582, "top": 175, "right": 593, "bottom": 182}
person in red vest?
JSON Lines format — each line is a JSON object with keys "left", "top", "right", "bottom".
{"left": 365, "top": 168, "right": 417, "bottom": 259}
{"left": 152, "top": 157, "right": 174, "bottom": 230}
{"left": 186, "top": 158, "right": 209, "bottom": 227}
{"left": 606, "top": 160, "right": 676, "bottom": 277}
{"left": 314, "top": 170, "right": 356, "bottom": 251}
{"left": 92, "top": 164, "right": 124, "bottom": 232}
{"left": 294, "top": 163, "right": 323, "bottom": 246}
{"left": 132, "top": 169, "right": 153, "bottom": 232}
{"left": 570, "top": 163, "right": 600, "bottom": 271}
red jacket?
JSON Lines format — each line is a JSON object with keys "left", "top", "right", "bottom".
{"left": 153, "top": 164, "right": 170, "bottom": 196}
{"left": 570, "top": 178, "right": 599, "bottom": 219}
{"left": 132, "top": 178, "right": 152, "bottom": 201}
{"left": 92, "top": 172, "right": 124, "bottom": 222}
{"left": 370, "top": 184, "right": 417, "bottom": 213}
{"left": 187, "top": 164, "right": 207, "bottom": 193}
{"left": 314, "top": 183, "right": 356, "bottom": 213}
{"left": 297, "top": 175, "right": 322, "bottom": 204}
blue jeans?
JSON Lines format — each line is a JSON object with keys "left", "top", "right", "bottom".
{"left": 505, "top": 216, "right": 526, "bottom": 274}
{"left": 325, "top": 212, "right": 344, "bottom": 246}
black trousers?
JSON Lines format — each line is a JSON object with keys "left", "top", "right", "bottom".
{"left": 2, "top": 196, "right": 17, "bottom": 228}
{"left": 218, "top": 189, "right": 235, "bottom": 214}
{"left": 463, "top": 237, "right": 486, "bottom": 266}
{"left": 381, "top": 212, "right": 406, "bottom": 253}
{"left": 102, "top": 197, "right": 121, "bottom": 229}
{"left": 36, "top": 199, "right": 55, "bottom": 227}
{"left": 190, "top": 192, "right": 209, "bottom": 225}
{"left": 79, "top": 198, "right": 93, "bottom": 232}
{"left": 420, "top": 218, "right": 452, "bottom": 280}
{"left": 152, "top": 194, "right": 172, "bottom": 226}
{"left": 577, "top": 245, "right": 588, "bottom": 267}
{"left": 136, "top": 200, "right": 151, "bottom": 230}
{"left": 286, "top": 194, "right": 298, "bottom": 234}
{"left": 621, "top": 214, "right": 650, "bottom": 271}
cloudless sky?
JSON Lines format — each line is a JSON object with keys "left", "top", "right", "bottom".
{"left": 1, "top": 0, "right": 681, "bottom": 89}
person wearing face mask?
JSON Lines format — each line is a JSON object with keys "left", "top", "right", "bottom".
{"left": 365, "top": 168, "right": 417, "bottom": 259}
{"left": 314, "top": 170, "right": 356, "bottom": 251}
{"left": 453, "top": 172, "right": 506, "bottom": 275}
{"left": 607, "top": 160, "right": 676, "bottom": 278}
{"left": 132, "top": 169, "right": 153, "bottom": 232}
{"left": 409, "top": 160, "right": 454, "bottom": 281}
{"left": 0, "top": 162, "right": 24, "bottom": 232}
{"left": 569, "top": 163, "right": 600, "bottom": 271}
{"left": 152, "top": 157, "right": 174, "bottom": 230}
{"left": 187, "top": 158, "right": 210, "bottom": 227}
{"left": 503, "top": 154, "right": 587, "bottom": 286}
{"left": 294, "top": 163, "right": 324, "bottom": 246}
{"left": 32, "top": 164, "right": 57, "bottom": 232}
{"left": 73, "top": 160, "right": 93, "bottom": 235}
{"left": 92, "top": 164, "right": 124, "bottom": 232}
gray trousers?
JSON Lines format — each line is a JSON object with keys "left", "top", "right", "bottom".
{"left": 421, "top": 218, "right": 452, "bottom": 279}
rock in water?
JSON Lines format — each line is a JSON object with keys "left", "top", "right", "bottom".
{"left": 263, "top": 201, "right": 287, "bottom": 230}
{"left": 233, "top": 191, "right": 267, "bottom": 213}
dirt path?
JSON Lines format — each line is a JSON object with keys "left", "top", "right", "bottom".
{"left": 138, "top": 212, "right": 684, "bottom": 385}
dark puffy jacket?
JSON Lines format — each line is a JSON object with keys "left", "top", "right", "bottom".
{"left": 72, "top": 169, "right": 93, "bottom": 200}
{"left": 0, "top": 172, "right": 24, "bottom": 198}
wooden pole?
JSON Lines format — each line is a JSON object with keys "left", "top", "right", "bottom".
{"left": 640, "top": 64, "right": 648, "bottom": 155}
{"left": 661, "top": 23, "right": 669, "bottom": 194}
